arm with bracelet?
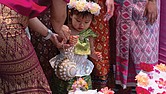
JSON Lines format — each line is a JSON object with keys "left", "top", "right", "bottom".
{"left": 28, "top": 17, "right": 70, "bottom": 49}
{"left": 28, "top": 17, "right": 52, "bottom": 39}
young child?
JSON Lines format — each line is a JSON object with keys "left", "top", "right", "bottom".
{"left": 49, "top": 0, "right": 102, "bottom": 93}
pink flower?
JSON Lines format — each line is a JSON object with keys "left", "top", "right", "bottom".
{"left": 148, "top": 87, "right": 154, "bottom": 92}
{"left": 162, "top": 91, "right": 166, "bottom": 94}
{"left": 71, "top": 78, "right": 88, "bottom": 91}
{"left": 157, "top": 91, "right": 166, "bottom": 94}
{"left": 155, "top": 78, "right": 166, "bottom": 89}
{"left": 99, "top": 87, "right": 114, "bottom": 94}
{"left": 136, "top": 86, "right": 150, "bottom": 94}
{"left": 140, "top": 62, "right": 154, "bottom": 72}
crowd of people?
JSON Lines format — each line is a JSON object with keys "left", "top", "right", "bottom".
{"left": 0, "top": 0, "right": 163, "bottom": 94}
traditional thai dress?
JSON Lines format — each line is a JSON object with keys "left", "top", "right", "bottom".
{"left": 115, "top": 0, "right": 160, "bottom": 88}
{"left": 90, "top": 0, "right": 112, "bottom": 89}
{"left": 159, "top": 0, "right": 166, "bottom": 64}
{"left": 0, "top": 0, "right": 51, "bottom": 93}
{"left": 51, "top": 29, "right": 96, "bottom": 94}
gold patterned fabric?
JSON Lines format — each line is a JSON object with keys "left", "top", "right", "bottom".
{"left": 0, "top": 4, "right": 51, "bottom": 94}
{"left": 90, "top": 0, "right": 113, "bottom": 90}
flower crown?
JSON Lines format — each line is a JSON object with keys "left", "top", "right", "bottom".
{"left": 67, "top": 0, "right": 101, "bottom": 16}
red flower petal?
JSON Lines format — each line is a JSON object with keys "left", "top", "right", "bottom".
{"left": 136, "top": 86, "right": 150, "bottom": 94}
{"left": 140, "top": 62, "right": 154, "bottom": 72}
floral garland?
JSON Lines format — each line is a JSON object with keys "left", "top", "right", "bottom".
{"left": 98, "top": 87, "right": 115, "bottom": 94}
{"left": 135, "top": 63, "right": 166, "bottom": 94}
{"left": 71, "top": 78, "right": 88, "bottom": 91}
{"left": 67, "top": 0, "right": 101, "bottom": 16}
{"left": 71, "top": 78, "right": 114, "bottom": 94}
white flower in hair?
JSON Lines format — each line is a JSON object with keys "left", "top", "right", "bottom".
{"left": 68, "top": 0, "right": 101, "bottom": 16}
{"left": 75, "top": 0, "right": 87, "bottom": 11}
{"left": 88, "top": 2, "right": 101, "bottom": 15}
{"left": 68, "top": 0, "right": 77, "bottom": 9}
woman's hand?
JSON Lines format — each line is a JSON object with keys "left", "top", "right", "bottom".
{"left": 144, "top": 0, "right": 158, "bottom": 25}
{"left": 50, "top": 25, "right": 71, "bottom": 49}
{"left": 104, "top": 0, "right": 114, "bottom": 21}
{"left": 50, "top": 33, "right": 70, "bottom": 49}
{"left": 59, "top": 25, "right": 71, "bottom": 43}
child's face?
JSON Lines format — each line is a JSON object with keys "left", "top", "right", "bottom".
{"left": 70, "top": 14, "right": 92, "bottom": 32}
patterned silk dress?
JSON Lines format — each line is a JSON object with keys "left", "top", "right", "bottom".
{"left": 0, "top": 4, "right": 51, "bottom": 94}
{"left": 90, "top": 0, "right": 112, "bottom": 89}
{"left": 115, "top": 0, "right": 160, "bottom": 88}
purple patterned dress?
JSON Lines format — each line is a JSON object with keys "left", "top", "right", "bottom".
{"left": 0, "top": 0, "right": 51, "bottom": 93}
{"left": 115, "top": 0, "right": 160, "bottom": 88}
{"left": 159, "top": 0, "right": 166, "bottom": 64}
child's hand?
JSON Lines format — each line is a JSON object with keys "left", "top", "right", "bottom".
{"left": 90, "top": 51, "right": 102, "bottom": 61}
{"left": 69, "top": 35, "right": 79, "bottom": 46}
